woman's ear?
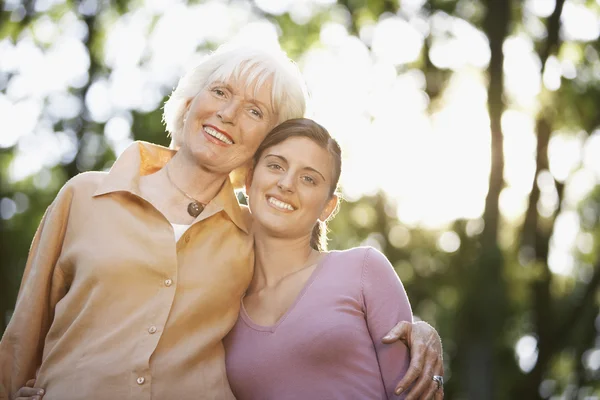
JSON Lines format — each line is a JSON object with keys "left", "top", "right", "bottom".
{"left": 319, "top": 195, "right": 338, "bottom": 222}
{"left": 183, "top": 98, "right": 193, "bottom": 121}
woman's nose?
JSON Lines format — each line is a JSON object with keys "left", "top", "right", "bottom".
{"left": 217, "top": 99, "right": 240, "bottom": 124}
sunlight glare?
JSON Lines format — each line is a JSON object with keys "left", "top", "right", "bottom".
{"left": 536, "top": 170, "right": 559, "bottom": 218}
{"left": 33, "top": 15, "right": 59, "bottom": 45}
{"left": 105, "top": 11, "right": 151, "bottom": 69}
{"left": 563, "top": 169, "right": 597, "bottom": 208}
{"left": 0, "top": 39, "right": 17, "bottom": 73}
{"left": 0, "top": 198, "right": 17, "bottom": 220}
{"left": 502, "top": 110, "right": 537, "bottom": 195}
{"left": 543, "top": 55, "right": 562, "bottom": 91}
{"left": 400, "top": 0, "right": 427, "bottom": 16}
{"left": 34, "top": 0, "right": 66, "bottom": 13}
{"left": 47, "top": 93, "right": 83, "bottom": 120}
{"left": 1, "top": 99, "right": 41, "bottom": 150}
{"left": 561, "top": 2, "right": 600, "bottom": 42}
{"left": 429, "top": 14, "right": 490, "bottom": 70}
{"left": 0, "top": 95, "right": 20, "bottom": 148}
{"left": 388, "top": 225, "right": 411, "bottom": 248}
{"left": 582, "top": 130, "right": 600, "bottom": 181}
{"left": 503, "top": 36, "right": 541, "bottom": 106}
{"left": 437, "top": 231, "right": 461, "bottom": 253}
{"left": 320, "top": 22, "right": 348, "bottom": 47}
{"left": 548, "top": 133, "right": 583, "bottom": 182}
{"left": 548, "top": 210, "right": 580, "bottom": 275}
{"left": 371, "top": 17, "right": 424, "bottom": 65}
{"left": 255, "top": 0, "right": 293, "bottom": 15}
{"left": 143, "top": 0, "right": 184, "bottom": 13}
{"left": 515, "top": 335, "right": 538, "bottom": 372}
{"left": 85, "top": 78, "right": 113, "bottom": 122}
{"left": 524, "top": 0, "right": 555, "bottom": 18}
{"left": 499, "top": 187, "right": 529, "bottom": 222}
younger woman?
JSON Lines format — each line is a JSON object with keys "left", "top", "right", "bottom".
{"left": 224, "top": 118, "right": 431, "bottom": 399}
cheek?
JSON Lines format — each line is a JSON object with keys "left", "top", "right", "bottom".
{"left": 303, "top": 192, "right": 331, "bottom": 219}
{"left": 242, "top": 120, "right": 273, "bottom": 147}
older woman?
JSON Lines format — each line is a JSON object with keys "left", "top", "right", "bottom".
{"left": 1, "top": 44, "right": 442, "bottom": 400}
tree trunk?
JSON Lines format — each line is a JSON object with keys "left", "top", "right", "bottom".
{"left": 460, "top": 0, "right": 511, "bottom": 398}
{"left": 516, "top": 1, "right": 567, "bottom": 397}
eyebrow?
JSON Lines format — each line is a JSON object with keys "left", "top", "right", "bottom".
{"left": 265, "top": 154, "right": 327, "bottom": 181}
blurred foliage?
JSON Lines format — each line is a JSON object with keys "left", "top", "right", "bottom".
{"left": 1, "top": 0, "right": 600, "bottom": 399}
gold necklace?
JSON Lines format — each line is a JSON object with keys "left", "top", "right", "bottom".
{"left": 165, "top": 165, "right": 205, "bottom": 218}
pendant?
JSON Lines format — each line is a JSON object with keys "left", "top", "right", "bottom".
{"left": 187, "top": 201, "right": 204, "bottom": 218}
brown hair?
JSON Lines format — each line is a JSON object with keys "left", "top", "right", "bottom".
{"left": 252, "top": 118, "right": 342, "bottom": 251}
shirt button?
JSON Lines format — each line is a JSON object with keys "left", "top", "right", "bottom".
{"left": 164, "top": 279, "right": 173, "bottom": 287}
{"left": 148, "top": 325, "right": 157, "bottom": 334}
{"left": 137, "top": 377, "right": 145, "bottom": 385}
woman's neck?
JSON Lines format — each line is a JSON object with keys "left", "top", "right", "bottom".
{"left": 164, "top": 149, "right": 229, "bottom": 203}
{"left": 250, "top": 230, "right": 318, "bottom": 291}
{"left": 138, "top": 148, "right": 229, "bottom": 224}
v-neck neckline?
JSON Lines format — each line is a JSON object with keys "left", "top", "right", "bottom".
{"left": 240, "top": 252, "right": 332, "bottom": 333}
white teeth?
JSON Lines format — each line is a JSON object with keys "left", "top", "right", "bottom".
{"left": 204, "top": 126, "right": 233, "bottom": 145}
{"left": 268, "top": 196, "right": 295, "bottom": 211}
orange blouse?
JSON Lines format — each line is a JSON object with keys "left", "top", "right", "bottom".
{"left": 0, "top": 141, "right": 254, "bottom": 400}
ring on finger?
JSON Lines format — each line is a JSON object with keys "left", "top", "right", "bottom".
{"left": 432, "top": 375, "right": 444, "bottom": 390}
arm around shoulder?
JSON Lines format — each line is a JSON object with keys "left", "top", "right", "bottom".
{"left": 0, "top": 182, "right": 75, "bottom": 400}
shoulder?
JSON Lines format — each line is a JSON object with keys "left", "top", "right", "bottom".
{"left": 337, "top": 246, "right": 396, "bottom": 280}
{"left": 329, "top": 246, "right": 389, "bottom": 266}
{"left": 62, "top": 171, "right": 107, "bottom": 190}
{"left": 51, "top": 171, "right": 108, "bottom": 209}
{"left": 324, "top": 246, "right": 392, "bottom": 278}
{"left": 53, "top": 171, "right": 105, "bottom": 197}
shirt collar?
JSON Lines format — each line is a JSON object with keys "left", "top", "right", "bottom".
{"left": 93, "top": 141, "right": 249, "bottom": 234}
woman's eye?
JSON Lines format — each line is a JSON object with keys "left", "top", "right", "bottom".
{"left": 302, "top": 176, "right": 316, "bottom": 185}
{"left": 212, "top": 88, "right": 226, "bottom": 97}
{"left": 267, "top": 163, "right": 283, "bottom": 170}
{"left": 249, "top": 108, "right": 263, "bottom": 119}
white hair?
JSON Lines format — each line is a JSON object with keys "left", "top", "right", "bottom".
{"left": 163, "top": 43, "right": 308, "bottom": 149}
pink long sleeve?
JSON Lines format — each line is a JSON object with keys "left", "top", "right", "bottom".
{"left": 362, "top": 248, "right": 413, "bottom": 398}
{"left": 224, "top": 247, "right": 413, "bottom": 400}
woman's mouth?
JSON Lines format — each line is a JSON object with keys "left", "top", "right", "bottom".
{"left": 267, "top": 196, "right": 296, "bottom": 211}
{"left": 203, "top": 126, "right": 234, "bottom": 145}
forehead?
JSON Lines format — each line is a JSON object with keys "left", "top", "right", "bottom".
{"left": 265, "top": 137, "right": 333, "bottom": 176}
{"left": 210, "top": 67, "right": 276, "bottom": 110}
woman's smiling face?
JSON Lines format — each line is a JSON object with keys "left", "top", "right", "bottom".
{"left": 180, "top": 75, "right": 278, "bottom": 175}
{"left": 247, "top": 136, "right": 338, "bottom": 241}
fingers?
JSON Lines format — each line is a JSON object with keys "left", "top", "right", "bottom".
{"left": 25, "top": 379, "right": 36, "bottom": 388}
{"left": 435, "top": 386, "right": 445, "bottom": 400}
{"left": 388, "top": 320, "right": 445, "bottom": 397}
{"left": 408, "top": 356, "right": 445, "bottom": 400}
{"left": 15, "top": 386, "right": 44, "bottom": 400}
{"left": 404, "top": 349, "right": 439, "bottom": 400}
{"left": 382, "top": 320, "right": 411, "bottom": 345}
{"left": 394, "top": 341, "right": 425, "bottom": 395}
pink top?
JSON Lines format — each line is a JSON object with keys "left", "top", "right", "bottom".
{"left": 224, "top": 247, "right": 413, "bottom": 400}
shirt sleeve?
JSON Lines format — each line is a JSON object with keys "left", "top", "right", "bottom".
{"left": 0, "top": 186, "right": 72, "bottom": 400}
{"left": 361, "top": 247, "right": 413, "bottom": 400}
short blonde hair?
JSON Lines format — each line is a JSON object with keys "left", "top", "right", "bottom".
{"left": 163, "top": 43, "right": 308, "bottom": 149}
